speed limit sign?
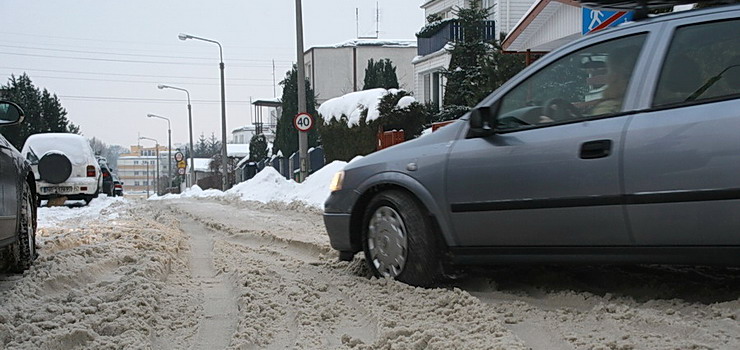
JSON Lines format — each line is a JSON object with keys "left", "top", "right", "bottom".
{"left": 293, "top": 112, "right": 314, "bottom": 132}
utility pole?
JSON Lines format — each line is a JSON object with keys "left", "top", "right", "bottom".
{"left": 295, "top": 0, "right": 308, "bottom": 182}
{"left": 146, "top": 162, "right": 150, "bottom": 198}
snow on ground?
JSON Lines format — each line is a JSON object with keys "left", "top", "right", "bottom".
{"left": 152, "top": 160, "right": 348, "bottom": 209}
{"left": 0, "top": 197, "right": 200, "bottom": 349}
{"left": 37, "top": 195, "right": 126, "bottom": 230}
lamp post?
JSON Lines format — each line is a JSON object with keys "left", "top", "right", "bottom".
{"left": 179, "top": 32, "right": 228, "bottom": 191}
{"left": 147, "top": 113, "right": 172, "bottom": 192}
{"left": 158, "top": 84, "right": 194, "bottom": 188}
{"left": 139, "top": 136, "right": 160, "bottom": 196}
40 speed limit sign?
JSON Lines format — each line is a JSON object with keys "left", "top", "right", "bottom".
{"left": 293, "top": 112, "right": 314, "bottom": 132}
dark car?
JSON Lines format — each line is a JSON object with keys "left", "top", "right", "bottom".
{"left": 0, "top": 101, "right": 37, "bottom": 272}
{"left": 97, "top": 158, "right": 114, "bottom": 196}
{"left": 324, "top": 4, "right": 740, "bottom": 286}
{"left": 112, "top": 174, "right": 123, "bottom": 197}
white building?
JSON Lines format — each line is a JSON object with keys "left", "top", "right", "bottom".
{"left": 413, "top": 0, "right": 536, "bottom": 108}
{"left": 501, "top": 0, "right": 582, "bottom": 53}
{"left": 304, "top": 39, "right": 417, "bottom": 104}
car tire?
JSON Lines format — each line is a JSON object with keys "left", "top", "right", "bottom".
{"left": 362, "top": 190, "right": 442, "bottom": 287}
{"left": 9, "top": 182, "right": 36, "bottom": 272}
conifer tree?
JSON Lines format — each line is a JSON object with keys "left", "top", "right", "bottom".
{"left": 363, "top": 59, "right": 399, "bottom": 90}
{"left": 1, "top": 73, "right": 79, "bottom": 148}
{"left": 248, "top": 134, "right": 268, "bottom": 162}
{"left": 274, "top": 65, "right": 320, "bottom": 157}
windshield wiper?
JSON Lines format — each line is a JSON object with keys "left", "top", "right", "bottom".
{"left": 685, "top": 64, "right": 740, "bottom": 102}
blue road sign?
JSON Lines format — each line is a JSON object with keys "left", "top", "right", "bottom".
{"left": 582, "top": 8, "right": 635, "bottom": 35}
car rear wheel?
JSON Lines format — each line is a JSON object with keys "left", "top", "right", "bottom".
{"left": 362, "top": 190, "right": 442, "bottom": 287}
{"left": 9, "top": 182, "right": 36, "bottom": 272}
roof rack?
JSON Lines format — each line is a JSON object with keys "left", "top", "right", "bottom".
{"left": 578, "top": 0, "right": 737, "bottom": 21}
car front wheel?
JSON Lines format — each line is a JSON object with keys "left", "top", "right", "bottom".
{"left": 362, "top": 190, "right": 442, "bottom": 287}
{"left": 9, "top": 182, "right": 36, "bottom": 272}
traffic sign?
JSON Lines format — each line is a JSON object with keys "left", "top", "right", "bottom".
{"left": 177, "top": 160, "right": 187, "bottom": 169}
{"left": 582, "top": 8, "right": 634, "bottom": 35}
{"left": 294, "top": 112, "right": 314, "bottom": 132}
{"left": 174, "top": 151, "right": 184, "bottom": 162}
{"left": 178, "top": 167, "right": 186, "bottom": 175}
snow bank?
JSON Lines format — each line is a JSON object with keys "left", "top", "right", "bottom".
{"left": 319, "top": 88, "right": 416, "bottom": 127}
{"left": 37, "top": 195, "right": 127, "bottom": 229}
{"left": 152, "top": 161, "right": 349, "bottom": 209}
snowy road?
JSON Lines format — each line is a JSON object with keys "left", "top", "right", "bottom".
{"left": 1, "top": 196, "right": 738, "bottom": 349}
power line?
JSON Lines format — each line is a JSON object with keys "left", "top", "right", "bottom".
{"left": 0, "top": 73, "right": 275, "bottom": 87}
{"left": 0, "top": 52, "right": 294, "bottom": 68}
{"left": 0, "top": 31, "right": 296, "bottom": 52}
{"left": 0, "top": 43, "right": 295, "bottom": 64}
{"left": 0, "top": 66, "right": 275, "bottom": 81}
{"left": 58, "top": 95, "right": 254, "bottom": 105}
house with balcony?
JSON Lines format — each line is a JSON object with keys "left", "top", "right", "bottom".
{"left": 414, "top": 0, "right": 535, "bottom": 108}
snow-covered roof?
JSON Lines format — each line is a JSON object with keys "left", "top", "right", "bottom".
{"left": 22, "top": 133, "right": 96, "bottom": 166}
{"left": 312, "top": 39, "right": 417, "bottom": 49}
{"left": 227, "top": 144, "right": 249, "bottom": 158}
{"left": 318, "top": 88, "right": 417, "bottom": 127}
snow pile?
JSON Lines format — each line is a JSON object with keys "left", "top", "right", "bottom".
{"left": 319, "top": 88, "right": 416, "bottom": 127}
{"left": 152, "top": 161, "right": 349, "bottom": 209}
{"left": 0, "top": 201, "right": 199, "bottom": 349}
{"left": 317, "top": 38, "right": 416, "bottom": 48}
{"left": 37, "top": 195, "right": 127, "bottom": 229}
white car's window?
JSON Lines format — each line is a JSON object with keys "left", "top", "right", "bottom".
{"left": 496, "top": 34, "right": 647, "bottom": 131}
{"left": 653, "top": 19, "right": 740, "bottom": 107}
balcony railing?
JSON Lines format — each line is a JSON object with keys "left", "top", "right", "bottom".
{"left": 417, "top": 20, "right": 496, "bottom": 56}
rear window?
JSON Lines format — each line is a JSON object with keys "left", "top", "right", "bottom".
{"left": 653, "top": 19, "right": 740, "bottom": 107}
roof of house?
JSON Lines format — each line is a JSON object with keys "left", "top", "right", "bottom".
{"left": 503, "top": 0, "right": 582, "bottom": 52}
{"left": 311, "top": 39, "right": 417, "bottom": 49}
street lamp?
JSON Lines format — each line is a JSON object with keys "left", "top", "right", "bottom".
{"left": 179, "top": 32, "right": 229, "bottom": 191}
{"left": 139, "top": 136, "right": 160, "bottom": 196}
{"left": 147, "top": 113, "right": 172, "bottom": 192}
{"left": 158, "top": 84, "right": 194, "bottom": 188}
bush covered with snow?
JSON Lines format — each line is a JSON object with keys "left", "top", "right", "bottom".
{"left": 318, "top": 89, "right": 432, "bottom": 162}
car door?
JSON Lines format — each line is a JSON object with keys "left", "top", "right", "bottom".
{"left": 0, "top": 135, "right": 18, "bottom": 240}
{"left": 623, "top": 14, "right": 740, "bottom": 246}
{"left": 446, "top": 31, "right": 652, "bottom": 247}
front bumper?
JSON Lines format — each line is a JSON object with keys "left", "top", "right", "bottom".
{"left": 323, "top": 189, "right": 361, "bottom": 254}
{"left": 323, "top": 212, "right": 353, "bottom": 252}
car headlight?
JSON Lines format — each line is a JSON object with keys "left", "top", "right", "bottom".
{"left": 329, "top": 171, "right": 345, "bottom": 192}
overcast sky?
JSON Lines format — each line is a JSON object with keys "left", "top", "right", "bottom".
{"left": 0, "top": 0, "right": 424, "bottom": 149}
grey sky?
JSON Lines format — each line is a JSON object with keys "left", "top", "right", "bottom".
{"left": 0, "top": 0, "right": 424, "bottom": 149}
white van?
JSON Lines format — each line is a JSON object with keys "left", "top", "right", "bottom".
{"left": 21, "top": 133, "right": 102, "bottom": 205}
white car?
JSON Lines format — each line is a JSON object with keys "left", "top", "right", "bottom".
{"left": 21, "top": 133, "right": 102, "bottom": 205}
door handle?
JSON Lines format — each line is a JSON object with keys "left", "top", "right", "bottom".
{"left": 580, "top": 139, "right": 612, "bottom": 159}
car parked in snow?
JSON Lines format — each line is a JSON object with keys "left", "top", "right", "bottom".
{"left": 22, "top": 133, "right": 102, "bottom": 206}
{"left": 113, "top": 174, "right": 123, "bottom": 197}
{"left": 97, "top": 158, "right": 115, "bottom": 196}
{"left": 323, "top": 3, "right": 740, "bottom": 286}
{"left": 0, "top": 101, "right": 37, "bottom": 271}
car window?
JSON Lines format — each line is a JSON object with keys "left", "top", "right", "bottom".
{"left": 653, "top": 19, "right": 740, "bottom": 107}
{"left": 496, "top": 34, "right": 647, "bottom": 131}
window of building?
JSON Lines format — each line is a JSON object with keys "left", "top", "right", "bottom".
{"left": 134, "top": 181, "right": 140, "bottom": 186}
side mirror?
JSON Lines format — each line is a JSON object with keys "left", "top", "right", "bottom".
{"left": 0, "top": 101, "right": 24, "bottom": 126}
{"left": 467, "top": 106, "right": 495, "bottom": 138}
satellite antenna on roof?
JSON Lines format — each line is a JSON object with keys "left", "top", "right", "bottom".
{"left": 357, "top": 2, "right": 380, "bottom": 39}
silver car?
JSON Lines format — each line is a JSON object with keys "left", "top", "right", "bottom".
{"left": 324, "top": 4, "right": 740, "bottom": 286}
